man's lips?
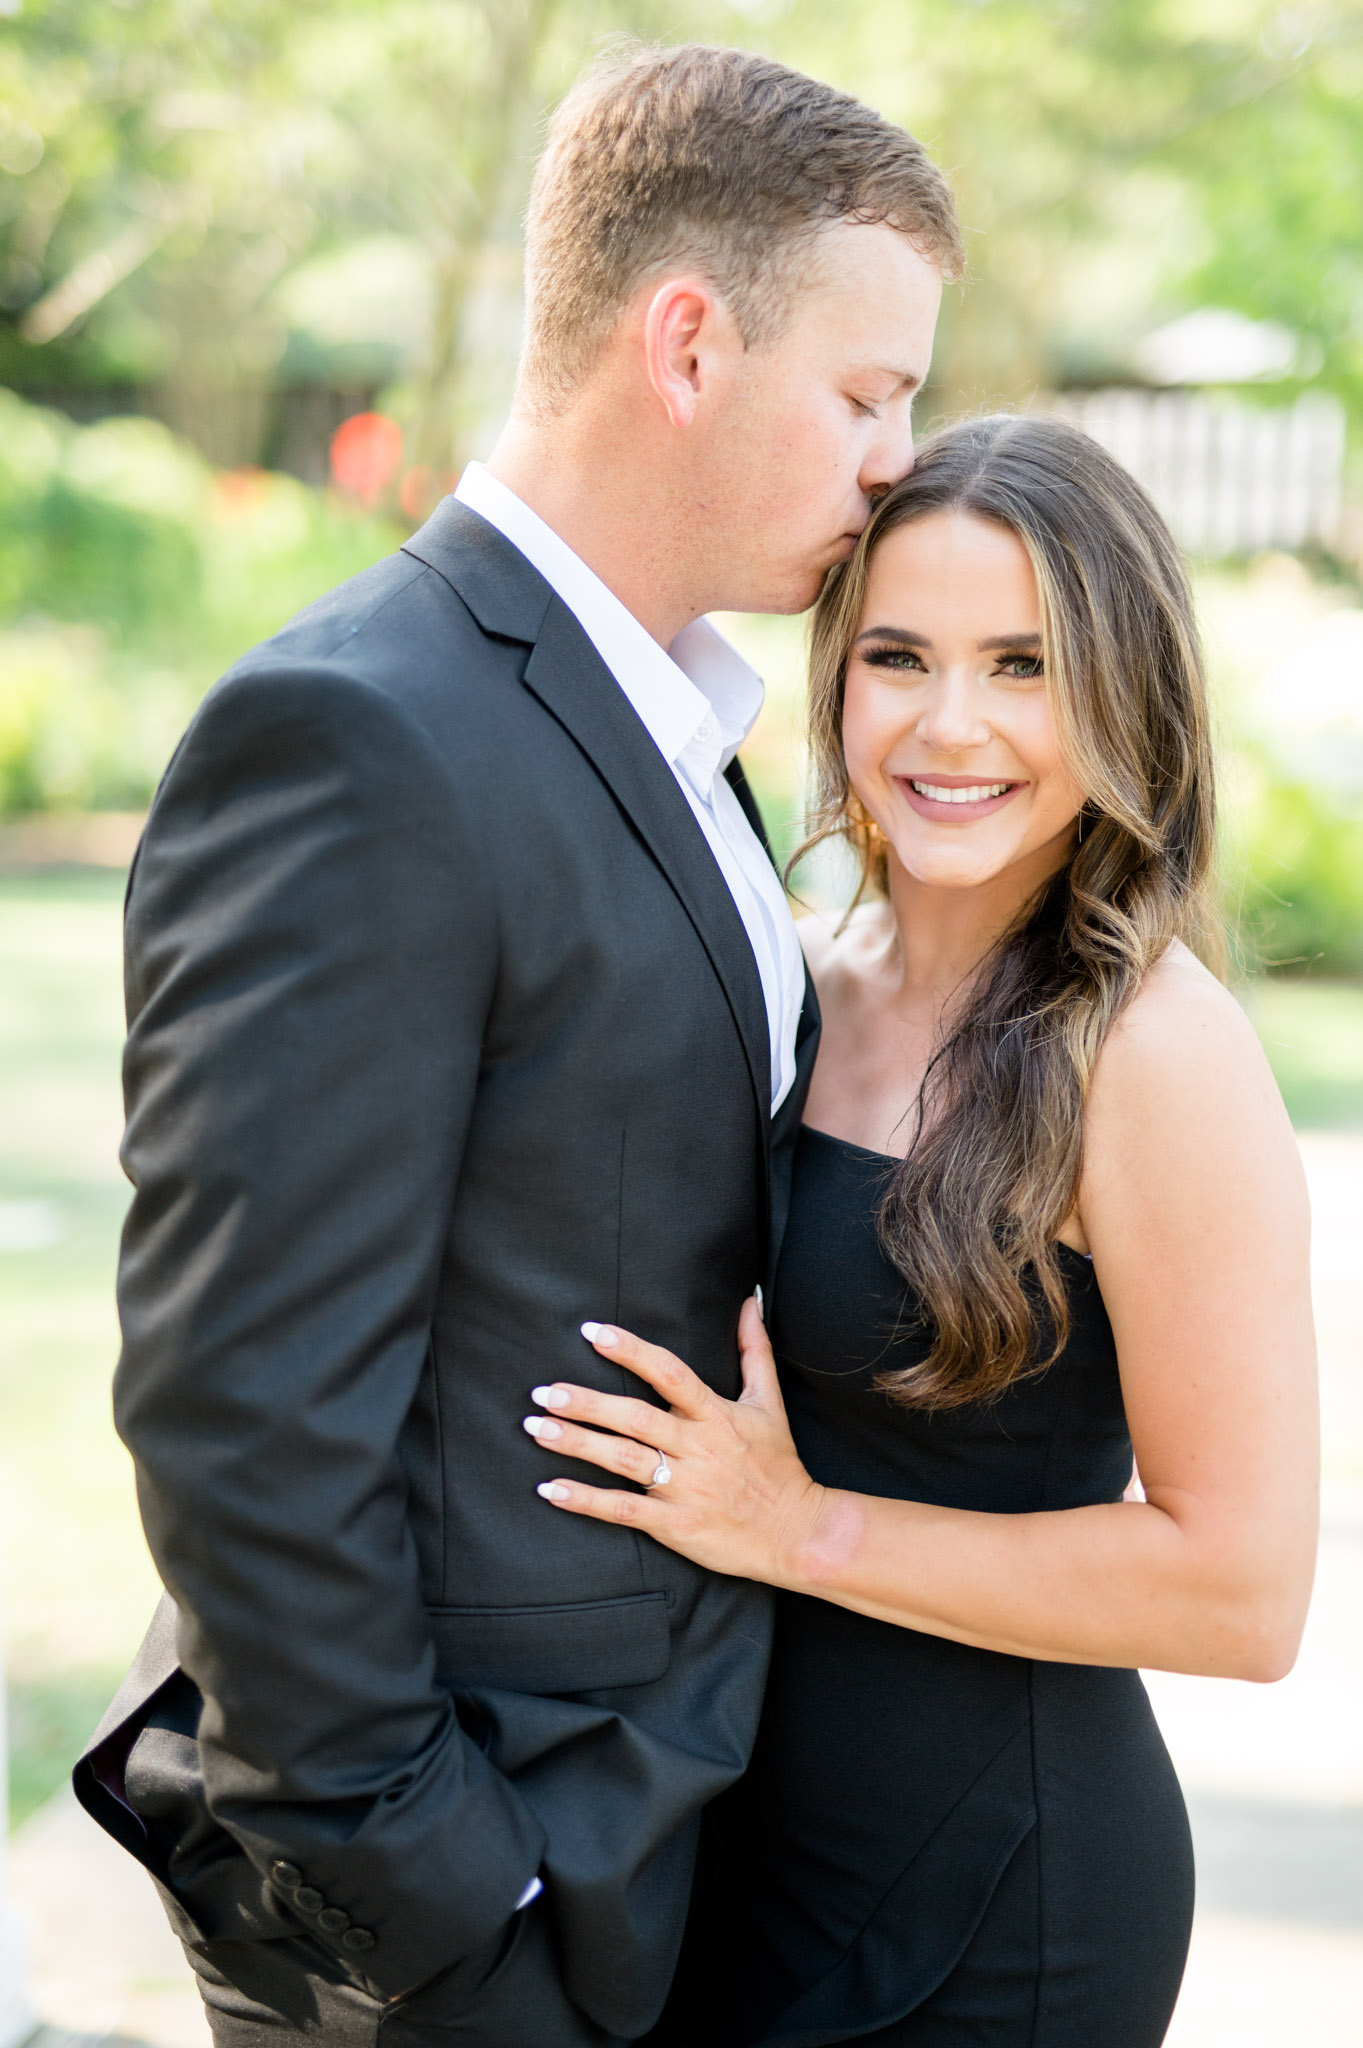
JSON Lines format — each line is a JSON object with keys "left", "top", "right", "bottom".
{"left": 894, "top": 774, "right": 1023, "bottom": 822}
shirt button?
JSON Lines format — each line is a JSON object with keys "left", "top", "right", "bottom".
{"left": 293, "top": 1886, "right": 325, "bottom": 1914}
{"left": 271, "top": 1861, "right": 303, "bottom": 1891}
{"left": 317, "top": 1906, "right": 350, "bottom": 1934}
{"left": 343, "top": 1926, "right": 377, "bottom": 1953}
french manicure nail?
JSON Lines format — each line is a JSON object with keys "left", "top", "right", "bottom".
{"left": 582, "top": 1321, "right": 617, "bottom": 1348}
{"left": 754, "top": 1284, "right": 765, "bottom": 1321}
{"left": 531, "top": 1385, "right": 571, "bottom": 1409}
{"left": 537, "top": 1482, "right": 572, "bottom": 1503}
{"left": 523, "top": 1415, "right": 561, "bottom": 1441}
{"left": 580, "top": 1321, "right": 602, "bottom": 1342}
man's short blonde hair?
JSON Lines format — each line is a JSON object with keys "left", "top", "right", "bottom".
{"left": 521, "top": 43, "right": 964, "bottom": 410}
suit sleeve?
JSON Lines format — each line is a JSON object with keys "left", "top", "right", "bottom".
{"left": 113, "top": 657, "right": 545, "bottom": 1993}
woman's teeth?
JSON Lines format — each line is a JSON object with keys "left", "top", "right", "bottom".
{"left": 910, "top": 780, "right": 1012, "bottom": 804}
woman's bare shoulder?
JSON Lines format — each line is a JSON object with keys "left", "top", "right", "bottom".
{"left": 1084, "top": 939, "right": 1300, "bottom": 1204}
{"left": 1098, "top": 940, "right": 1264, "bottom": 1084}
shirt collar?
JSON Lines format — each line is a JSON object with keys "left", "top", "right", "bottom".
{"left": 455, "top": 462, "right": 763, "bottom": 796}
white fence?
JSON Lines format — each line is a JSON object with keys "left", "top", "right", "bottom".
{"left": 1047, "top": 388, "right": 1347, "bottom": 558}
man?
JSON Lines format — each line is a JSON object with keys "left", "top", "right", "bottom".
{"left": 75, "top": 41, "right": 959, "bottom": 2047}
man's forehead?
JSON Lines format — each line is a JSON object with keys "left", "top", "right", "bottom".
{"left": 813, "top": 214, "right": 943, "bottom": 280}
{"left": 805, "top": 222, "right": 942, "bottom": 329}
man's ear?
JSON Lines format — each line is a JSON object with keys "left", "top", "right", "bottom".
{"left": 641, "top": 276, "right": 730, "bottom": 430}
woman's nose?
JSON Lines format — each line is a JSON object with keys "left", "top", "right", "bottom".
{"left": 915, "top": 674, "right": 991, "bottom": 754}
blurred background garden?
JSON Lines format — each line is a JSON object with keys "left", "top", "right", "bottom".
{"left": 1, "top": 0, "right": 1362, "bottom": 2040}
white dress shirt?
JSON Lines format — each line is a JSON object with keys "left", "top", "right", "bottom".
{"left": 454, "top": 462, "right": 804, "bottom": 1111}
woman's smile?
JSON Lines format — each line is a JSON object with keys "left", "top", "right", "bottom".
{"left": 894, "top": 772, "right": 1023, "bottom": 822}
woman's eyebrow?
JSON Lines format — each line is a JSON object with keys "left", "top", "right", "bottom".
{"left": 854, "top": 625, "right": 932, "bottom": 648}
{"left": 853, "top": 627, "right": 1043, "bottom": 653}
{"left": 977, "top": 631, "right": 1042, "bottom": 652}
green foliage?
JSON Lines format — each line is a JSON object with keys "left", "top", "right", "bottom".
{"left": 1241, "top": 975, "right": 1363, "bottom": 1127}
{"left": 0, "top": 388, "right": 402, "bottom": 813}
{"left": 0, "top": 0, "right": 754, "bottom": 465}
{"left": 0, "top": 396, "right": 203, "bottom": 640}
{"left": 1185, "top": 22, "right": 1363, "bottom": 423}
{"left": 4, "top": 0, "right": 1363, "bottom": 464}
{"left": 765, "top": 0, "right": 1363, "bottom": 424}
{"left": 1233, "top": 769, "right": 1363, "bottom": 976}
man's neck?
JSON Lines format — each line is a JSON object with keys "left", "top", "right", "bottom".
{"left": 484, "top": 409, "right": 700, "bottom": 649}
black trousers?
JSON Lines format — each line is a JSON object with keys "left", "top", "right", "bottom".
{"left": 181, "top": 1898, "right": 626, "bottom": 2048}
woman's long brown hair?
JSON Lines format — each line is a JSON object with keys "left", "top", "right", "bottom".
{"left": 797, "top": 414, "right": 1220, "bottom": 1409}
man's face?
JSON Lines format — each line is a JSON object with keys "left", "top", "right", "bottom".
{"left": 699, "top": 221, "right": 943, "bottom": 616}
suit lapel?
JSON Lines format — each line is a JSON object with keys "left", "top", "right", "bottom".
{"left": 523, "top": 600, "right": 773, "bottom": 1168}
{"left": 404, "top": 499, "right": 773, "bottom": 1169}
{"left": 403, "top": 496, "right": 554, "bottom": 643}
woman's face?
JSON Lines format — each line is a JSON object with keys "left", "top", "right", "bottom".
{"left": 841, "top": 509, "right": 1086, "bottom": 894}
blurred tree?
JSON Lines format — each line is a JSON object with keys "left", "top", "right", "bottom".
{"left": 763, "top": 0, "right": 1363, "bottom": 425}
{"left": 4, "top": 0, "right": 357, "bottom": 461}
{"left": 0, "top": 0, "right": 750, "bottom": 468}
{"left": 1184, "top": 8, "right": 1363, "bottom": 422}
{"left": 3, "top": 0, "right": 1361, "bottom": 465}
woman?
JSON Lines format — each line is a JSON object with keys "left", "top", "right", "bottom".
{"left": 519, "top": 416, "right": 1319, "bottom": 2044}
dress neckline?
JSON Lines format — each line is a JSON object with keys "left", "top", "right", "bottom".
{"left": 800, "top": 1122, "right": 902, "bottom": 1166}
{"left": 799, "top": 1123, "right": 1093, "bottom": 1266}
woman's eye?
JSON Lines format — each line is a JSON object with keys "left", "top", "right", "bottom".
{"left": 849, "top": 396, "right": 880, "bottom": 419}
{"left": 997, "top": 654, "right": 1045, "bottom": 680}
{"left": 861, "top": 646, "right": 925, "bottom": 673}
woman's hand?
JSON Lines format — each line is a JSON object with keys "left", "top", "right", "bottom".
{"left": 523, "top": 1296, "right": 828, "bottom": 1586}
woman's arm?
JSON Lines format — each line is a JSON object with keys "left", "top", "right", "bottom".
{"left": 528, "top": 950, "right": 1318, "bottom": 1680}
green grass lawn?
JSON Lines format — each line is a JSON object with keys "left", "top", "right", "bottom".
{"left": 0, "top": 869, "right": 163, "bottom": 1827}
{"left": 2, "top": 869, "right": 1361, "bottom": 1829}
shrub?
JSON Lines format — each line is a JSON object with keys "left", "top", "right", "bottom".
{"left": 0, "top": 390, "right": 402, "bottom": 817}
{"left": 1230, "top": 764, "right": 1363, "bottom": 976}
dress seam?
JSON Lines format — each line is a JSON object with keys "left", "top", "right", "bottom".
{"left": 1028, "top": 1659, "right": 1043, "bottom": 2048}
{"left": 776, "top": 1706, "right": 1036, "bottom": 2026}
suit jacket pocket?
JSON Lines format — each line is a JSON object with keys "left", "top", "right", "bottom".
{"left": 426, "top": 1591, "right": 671, "bottom": 1695}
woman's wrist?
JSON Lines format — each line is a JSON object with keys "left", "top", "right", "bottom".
{"left": 776, "top": 1483, "right": 863, "bottom": 1595}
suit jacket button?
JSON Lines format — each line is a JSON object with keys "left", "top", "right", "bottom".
{"left": 317, "top": 1906, "right": 349, "bottom": 1934}
{"left": 342, "top": 1926, "right": 376, "bottom": 1953}
{"left": 271, "top": 1862, "right": 303, "bottom": 1890}
{"left": 293, "top": 1886, "right": 325, "bottom": 1914}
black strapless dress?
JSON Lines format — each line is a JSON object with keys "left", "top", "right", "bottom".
{"left": 685, "top": 1127, "right": 1194, "bottom": 2048}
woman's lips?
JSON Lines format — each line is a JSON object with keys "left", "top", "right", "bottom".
{"left": 894, "top": 775, "right": 1022, "bottom": 822}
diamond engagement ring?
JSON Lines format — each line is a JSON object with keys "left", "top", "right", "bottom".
{"left": 648, "top": 1454, "right": 672, "bottom": 1489}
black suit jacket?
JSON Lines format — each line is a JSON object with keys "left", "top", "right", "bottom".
{"left": 74, "top": 500, "right": 819, "bottom": 2037}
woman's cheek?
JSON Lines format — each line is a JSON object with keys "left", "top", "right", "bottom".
{"left": 1014, "top": 695, "right": 1072, "bottom": 788}
{"left": 841, "top": 682, "right": 894, "bottom": 807}
{"left": 841, "top": 729, "right": 886, "bottom": 826}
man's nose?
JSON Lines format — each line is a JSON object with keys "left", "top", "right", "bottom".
{"left": 861, "top": 408, "right": 917, "bottom": 503}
